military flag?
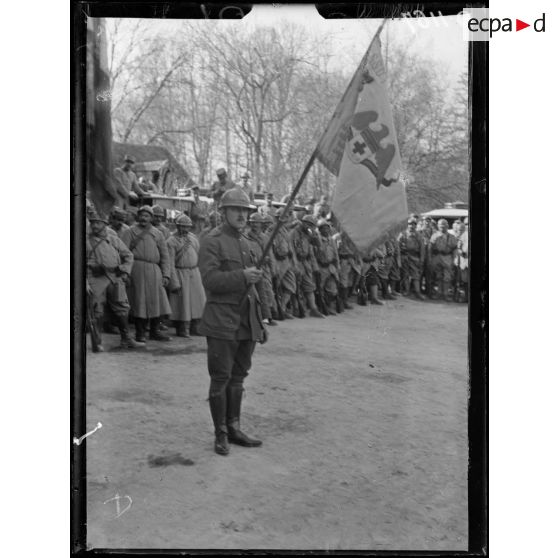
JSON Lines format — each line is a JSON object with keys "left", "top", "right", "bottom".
{"left": 316, "top": 27, "right": 408, "bottom": 253}
{"left": 86, "top": 17, "right": 117, "bottom": 216}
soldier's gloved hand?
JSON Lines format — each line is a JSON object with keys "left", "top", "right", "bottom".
{"left": 259, "top": 327, "right": 269, "bottom": 345}
{"left": 243, "top": 267, "right": 263, "bottom": 284}
{"left": 162, "top": 277, "right": 170, "bottom": 288}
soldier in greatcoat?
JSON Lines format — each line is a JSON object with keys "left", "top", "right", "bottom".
{"left": 120, "top": 205, "right": 172, "bottom": 342}
{"left": 429, "top": 218, "right": 459, "bottom": 301}
{"left": 166, "top": 215, "right": 206, "bottom": 338}
{"left": 198, "top": 188, "right": 268, "bottom": 456}
{"left": 314, "top": 219, "right": 341, "bottom": 314}
{"left": 86, "top": 211, "right": 144, "bottom": 350}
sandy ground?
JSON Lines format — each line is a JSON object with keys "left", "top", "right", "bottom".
{"left": 84, "top": 296, "right": 468, "bottom": 551}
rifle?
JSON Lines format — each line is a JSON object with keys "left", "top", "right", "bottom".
{"left": 86, "top": 287, "right": 102, "bottom": 352}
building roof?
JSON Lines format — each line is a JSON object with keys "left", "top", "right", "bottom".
{"left": 112, "top": 142, "right": 192, "bottom": 184}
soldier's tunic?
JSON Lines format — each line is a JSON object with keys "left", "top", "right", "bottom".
{"left": 430, "top": 230, "right": 459, "bottom": 282}
{"left": 190, "top": 198, "right": 210, "bottom": 234}
{"left": 167, "top": 232, "right": 206, "bottom": 322}
{"left": 246, "top": 230, "right": 276, "bottom": 318}
{"left": 258, "top": 203, "right": 276, "bottom": 218}
{"left": 86, "top": 229, "right": 133, "bottom": 318}
{"left": 198, "top": 223, "right": 265, "bottom": 395}
{"left": 377, "top": 241, "right": 394, "bottom": 280}
{"left": 398, "top": 230, "right": 425, "bottom": 281}
{"left": 113, "top": 167, "right": 143, "bottom": 209}
{"left": 210, "top": 178, "right": 237, "bottom": 204}
{"left": 272, "top": 226, "right": 297, "bottom": 294}
{"left": 289, "top": 225, "right": 318, "bottom": 293}
{"left": 120, "top": 224, "right": 171, "bottom": 319}
{"left": 315, "top": 235, "right": 340, "bottom": 296}
{"left": 108, "top": 222, "right": 130, "bottom": 241}
{"left": 335, "top": 233, "right": 360, "bottom": 289}
{"left": 457, "top": 231, "right": 469, "bottom": 283}
{"left": 154, "top": 223, "right": 171, "bottom": 240}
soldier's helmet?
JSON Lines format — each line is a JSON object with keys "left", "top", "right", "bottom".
{"left": 408, "top": 217, "right": 418, "bottom": 225}
{"left": 317, "top": 218, "right": 330, "bottom": 229}
{"left": 262, "top": 214, "right": 274, "bottom": 225}
{"left": 248, "top": 212, "right": 264, "bottom": 224}
{"left": 219, "top": 188, "right": 251, "bottom": 210}
{"left": 302, "top": 215, "right": 318, "bottom": 227}
{"left": 176, "top": 214, "right": 193, "bottom": 227}
{"left": 88, "top": 211, "right": 109, "bottom": 224}
{"left": 138, "top": 205, "right": 154, "bottom": 217}
{"left": 110, "top": 207, "right": 126, "bottom": 219}
{"left": 152, "top": 204, "right": 165, "bottom": 217}
{"left": 438, "top": 218, "right": 448, "bottom": 227}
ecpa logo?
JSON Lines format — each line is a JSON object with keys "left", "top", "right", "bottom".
{"left": 463, "top": 8, "right": 546, "bottom": 41}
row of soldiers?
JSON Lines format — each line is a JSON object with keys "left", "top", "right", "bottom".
{"left": 86, "top": 188, "right": 468, "bottom": 351}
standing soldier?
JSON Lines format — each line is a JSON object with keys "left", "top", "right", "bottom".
{"left": 113, "top": 155, "right": 148, "bottom": 209}
{"left": 108, "top": 208, "right": 130, "bottom": 240}
{"left": 377, "top": 241, "right": 397, "bottom": 300}
{"left": 86, "top": 211, "right": 144, "bottom": 350}
{"left": 124, "top": 207, "right": 138, "bottom": 227}
{"left": 210, "top": 168, "right": 237, "bottom": 205}
{"left": 120, "top": 205, "right": 172, "bottom": 342}
{"left": 166, "top": 215, "right": 206, "bottom": 338}
{"left": 335, "top": 231, "right": 358, "bottom": 310}
{"left": 315, "top": 219, "right": 341, "bottom": 314}
{"left": 454, "top": 221, "right": 468, "bottom": 302}
{"left": 258, "top": 192, "right": 276, "bottom": 218}
{"left": 429, "top": 218, "right": 459, "bottom": 301}
{"left": 419, "top": 217, "right": 435, "bottom": 297}
{"left": 152, "top": 205, "right": 171, "bottom": 240}
{"left": 246, "top": 213, "right": 278, "bottom": 326}
{"left": 290, "top": 215, "right": 325, "bottom": 318}
{"left": 198, "top": 188, "right": 268, "bottom": 456}
{"left": 271, "top": 208, "right": 298, "bottom": 319}
{"left": 189, "top": 185, "right": 209, "bottom": 235}
{"left": 398, "top": 218, "right": 426, "bottom": 299}
{"left": 239, "top": 172, "right": 255, "bottom": 202}
{"left": 313, "top": 194, "right": 330, "bottom": 219}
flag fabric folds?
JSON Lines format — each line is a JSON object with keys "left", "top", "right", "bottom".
{"left": 86, "top": 17, "right": 117, "bottom": 216}
{"left": 316, "top": 32, "right": 408, "bottom": 254}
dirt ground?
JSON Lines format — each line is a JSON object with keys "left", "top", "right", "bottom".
{"left": 84, "top": 295, "right": 468, "bottom": 551}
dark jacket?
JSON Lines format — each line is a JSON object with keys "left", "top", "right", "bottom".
{"left": 198, "top": 223, "right": 264, "bottom": 340}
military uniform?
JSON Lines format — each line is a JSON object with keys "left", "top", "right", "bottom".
{"left": 398, "top": 225, "right": 425, "bottom": 298}
{"left": 271, "top": 218, "right": 298, "bottom": 318}
{"left": 210, "top": 177, "right": 237, "bottom": 204}
{"left": 86, "top": 214, "right": 143, "bottom": 350}
{"left": 113, "top": 164, "right": 145, "bottom": 209}
{"left": 429, "top": 228, "right": 459, "bottom": 299}
{"left": 167, "top": 224, "right": 206, "bottom": 336}
{"left": 315, "top": 221, "right": 340, "bottom": 313}
{"left": 120, "top": 211, "right": 172, "bottom": 341}
{"left": 199, "top": 208, "right": 265, "bottom": 455}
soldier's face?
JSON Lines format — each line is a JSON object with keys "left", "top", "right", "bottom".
{"left": 138, "top": 212, "right": 152, "bottom": 227}
{"left": 439, "top": 222, "right": 448, "bottom": 233}
{"left": 250, "top": 222, "right": 262, "bottom": 234}
{"left": 110, "top": 216, "right": 123, "bottom": 229}
{"left": 224, "top": 207, "right": 249, "bottom": 230}
{"left": 218, "top": 173, "right": 227, "bottom": 184}
{"left": 90, "top": 220, "right": 105, "bottom": 235}
{"left": 177, "top": 225, "right": 190, "bottom": 236}
{"left": 152, "top": 215, "right": 161, "bottom": 226}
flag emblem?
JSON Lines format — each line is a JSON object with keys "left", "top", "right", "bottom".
{"left": 346, "top": 110, "right": 399, "bottom": 190}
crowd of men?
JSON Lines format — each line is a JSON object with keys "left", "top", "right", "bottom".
{"left": 86, "top": 161, "right": 469, "bottom": 353}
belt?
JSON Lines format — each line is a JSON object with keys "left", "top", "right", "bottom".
{"left": 176, "top": 265, "right": 198, "bottom": 270}
{"left": 134, "top": 257, "right": 159, "bottom": 264}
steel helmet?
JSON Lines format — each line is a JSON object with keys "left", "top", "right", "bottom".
{"left": 152, "top": 204, "right": 165, "bottom": 216}
{"left": 88, "top": 211, "right": 108, "bottom": 224}
{"left": 262, "top": 214, "right": 274, "bottom": 224}
{"left": 219, "top": 188, "right": 251, "bottom": 209}
{"left": 137, "top": 205, "right": 154, "bottom": 217}
{"left": 302, "top": 215, "right": 317, "bottom": 226}
{"left": 248, "top": 212, "right": 264, "bottom": 224}
{"left": 176, "top": 214, "right": 193, "bottom": 227}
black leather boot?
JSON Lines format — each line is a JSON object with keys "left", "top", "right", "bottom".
{"left": 226, "top": 384, "right": 262, "bottom": 447}
{"left": 135, "top": 318, "right": 146, "bottom": 343}
{"left": 149, "top": 317, "right": 171, "bottom": 341}
{"left": 117, "top": 315, "right": 145, "bottom": 348}
{"left": 209, "top": 391, "right": 229, "bottom": 456}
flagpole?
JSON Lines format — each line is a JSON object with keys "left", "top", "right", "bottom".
{"left": 254, "top": 17, "right": 388, "bottom": 268}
